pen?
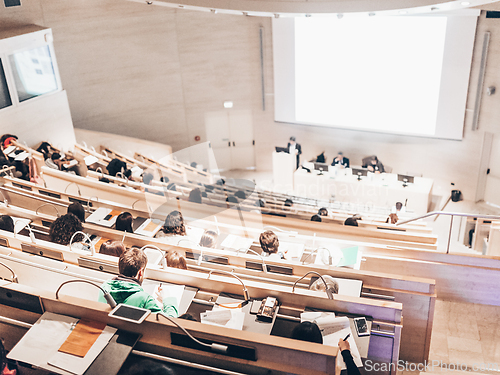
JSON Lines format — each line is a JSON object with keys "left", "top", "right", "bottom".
{"left": 343, "top": 333, "right": 350, "bottom": 341}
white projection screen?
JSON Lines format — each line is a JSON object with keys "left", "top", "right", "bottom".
{"left": 273, "top": 12, "right": 479, "bottom": 140}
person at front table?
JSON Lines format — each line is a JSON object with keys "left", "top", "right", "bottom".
{"left": 366, "top": 156, "right": 385, "bottom": 174}
{"left": 287, "top": 136, "right": 302, "bottom": 169}
{"left": 331, "top": 151, "right": 349, "bottom": 168}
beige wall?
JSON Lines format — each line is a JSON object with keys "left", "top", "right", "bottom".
{"left": 2, "top": 1, "right": 500, "bottom": 199}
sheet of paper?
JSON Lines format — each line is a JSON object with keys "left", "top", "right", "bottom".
{"left": 48, "top": 325, "right": 116, "bottom": 375}
{"left": 143, "top": 283, "right": 185, "bottom": 311}
{"left": 11, "top": 216, "right": 31, "bottom": 234}
{"left": 220, "top": 234, "right": 254, "bottom": 252}
{"left": 14, "top": 151, "right": 29, "bottom": 161}
{"left": 135, "top": 219, "right": 163, "bottom": 237}
{"left": 3, "top": 145, "right": 16, "bottom": 156}
{"left": 86, "top": 207, "right": 119, "bottom": 228}
{"left": 279, "top": 241, "right": 305, "bottom": 261}
{"left": 83, "top": 155, "right": 99, "bottom": 166}
{"left": 201, "top": 308, "right": 245, "bottom": 331}
{"left": 185, "top": 226, "right": 205, "bottom": 244}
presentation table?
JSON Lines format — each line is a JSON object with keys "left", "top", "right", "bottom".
{"left": 294, "top": 164, "right": 433, "bottom": 214}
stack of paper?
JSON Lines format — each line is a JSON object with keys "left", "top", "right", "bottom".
{"left": 86, "top": 207, "right": 121, "bottom": 228}
{"left": 279, "top": 241, "right": 305, "bottom": 261}
{"left": 201, "top": 308, "right": 245, "bottom": 331}
{"left": 220, "top": 234, "right": 254, "bottom": 252}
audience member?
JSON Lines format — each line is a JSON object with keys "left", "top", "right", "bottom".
{"left": 156, "top": 211, "right": 186, "bottom": 238}
{"left": 190, "top": 162, "right": 197, "bottom": 168}
{"left": 366, "top": 156, "right": 384, "bottom": 173}
{"left": 120, "top": 359, "right": 176, "bottom": 375}
{"left": 234, "top": 190, "right": 246, "bottom": 200}
{"left": 287, "top": 136, "right": 302, "bottom": 169}
{"left": 49, "top": 213, "right": 83, "bottom": 245}
{"left": 311, "top": 214, "right": 322, "bottom": 222}
{"left": 67, "top": 202, "right": 86, "bottom": 223}
{"left": 284, "top": 198, "right": 293, "bottom": 207}
{"left": 291, "top": 321, "right": 323, "bottom": 344}
{"left": 344, "top": 217, "right": 359, "bottom": 227}
{"left": 99, "top": 240, "right": 126, "bottom": 257}
{"left": 199, "top": 230, "right": 218, "bottom": 248}
{"left": 116, "top": 212, "right": 134, "bottom": 233}
{"left": 331, "top": 151, "right": 349, "bottom": 168}
{"left": 142, "top": 172, "right": 154, "bottom": 185}
{"left": 165, "top": 250, "right": 187, "bottom": 270}
{"left": 160, "top": 176, "right": 169, "bottom": 184}
{"left": 100, "top": 248, "right": 179, "bottom": 316}
{"left": 315, "top": 152, "right": 326, "bottom": 163}
{"left": 226, "top": 195, "right": 239, "bottom": 204}
{"left": 0, "top": 215, "right": 14, "bottom": 233}
{"left": 188, "top": 188, "right": 202, "bottom": 204}
{"left": 318, "top": 207, "right": 328, "bottom": 216}
{"left": 260, "top": 230, "right": 283, "bottom": 259}
{"left": 107, "top": 158, "right": 128, "bottom": 177}
{"left": 309, "top": 275, "right": 339, "bottom": 295}
{"left": 0, "top": 338, "right": 16, "bottom": 375}
{"left": 337, "top": 338, "right": 362, "bottom": 375}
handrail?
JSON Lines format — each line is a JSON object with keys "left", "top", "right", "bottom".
{"left": 397, "top": 211, "right": 500, "bottom": 226}
{"left": 397, "top": 211, "right": 500, "bottom": 253}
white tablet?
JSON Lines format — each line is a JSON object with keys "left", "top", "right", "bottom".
{"left": 108, "top": 303, "right": 151, "bottom": 324}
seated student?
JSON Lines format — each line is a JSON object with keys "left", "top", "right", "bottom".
{"left": 309, "top": 275, "right": 339, "bottom": 295}
{"left": 259, "top": 230, "right": 283, "bottom": 260}
{"left": 311, "top": 214, "right": 322, "bottom": 222}
{"left": 165, "top": 250, "right": 187, "bottom": 270}
{"left": 234, "top": 190, "right": 246, "bottom": 200}
{"left": 284, "top": 198, "right": 293, "bottom": 208}
{"left": 107, "top": 158, "right": 132, "bottom": 179}
{"left": 344, "top": 217, "right": 359, "bottom": 227}
{"left": 315, "top": 152, "right": 326, "bottom": 164}
{"left": 0, "top": 215, "right": 14, "bottom": 233}
{"left": 99, "top": 240, "right": 126, "bottom": 257}
{"left": 386, "top": 213, "right": 399, "bottom": 224}
{"left": 199, "top": 230, "right": 218, "bottom": 248}
{"left": 226, "top": 195, "right": 239, "bottom": 204}
{"left": 160, "top": 176, "right": 169, "bottom": 184}
{"left": 364, "top": 156, "right": 385, "bottom": 174}
{"left": 100, "top": 248, "right": 179, "bottom": 317}
{"left": 67, "top": 202, "right": 86, "bottom": 223}
{"left": 318, "top": 207, "right": 328, "bottom": 216}
{"left": 116, "top": 212, "right": 134, "bottom": 233}
{"left": 331, "top": 151, "right": 349, "bottom": 168}
{"left": 291, "top": 321, "right": 323, "bottom": 344}
{"left": 142, "top": 172, "right": 154, "bottom": 186}
{"left": 188, "top": 188, "right": 202, "bottom": 204}
{"left": 49, "top": 213, "right": 83, "bottom": 245}
{"left": 337, "top": 338, "right": 362, "bottom": 375}
{"left": 155, "top": 211, "right": 186, "bottom": 238}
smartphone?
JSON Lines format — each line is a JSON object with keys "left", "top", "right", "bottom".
{"left": 354, "top": 317, "right": 370, "bottom": 336}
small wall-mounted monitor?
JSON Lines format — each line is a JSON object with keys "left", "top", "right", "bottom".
{"left": 314, "top": 163, "right": 329, "bottom": 172}
{"left": 275, "top": 146, "right": 289, "bottom": 153}
{"left": 397, "top": 174, "right": 415, "bottom": 184}
{"left": 351, "top": 167, "right": 368, "bottom": 177}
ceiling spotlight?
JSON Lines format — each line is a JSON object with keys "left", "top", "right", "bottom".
{"left": 337, "top": 13, "right": 343, "bottom": 19}
{"left": 305, "top": 14, "right": 311, "bottom": 17}
{"left": 368, "top": 12, "right": 376, "bottom": 16}
{"left": 210, "top": 9, "right": 217, "bottom": 13}
{"left": 146, "top": 1, "right": 153, "bottom": 4}
{"left": 274, "top": 13, "right": 280, "bottom": 18}
{"left": 223, "top": 101, "right": 233, "bottom": 108}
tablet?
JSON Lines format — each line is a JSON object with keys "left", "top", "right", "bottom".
{"left": 108, "top": 304, "right": 151, "bottom": 324}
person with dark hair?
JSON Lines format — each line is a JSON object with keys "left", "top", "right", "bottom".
{"left": 67, "top": 202, "right": 86, "bottom": 223}
{"left": 234, "top": 190, "right": 246, "bottom": 200}
{"left": 156, "top": 210, "right": 186, "bottom": 238}
{"left": 365, "top": 156, "right": 384, "bottom": 173}
{"left": 331, "top": 151, "right": 349, "bottom": 168}
{"left": 179, "top": 313, "right": 197, "bottom": 321}
{"left": 107, "top": 158, "right": 127, "bottom": 177}
{"left": 167, "top": 182, "right": 177, "bottom": 191}
{"left": 291, "top": 321, "right": 323, "bottom": 344}
{"left": 284, "top": 198, "right": 293, "bottom": 207}
{"left": 45, "top": 152, "right": 60, "bottom": 170}
{"left": 395, "top": 201, "right": 403, "bottom": 211}
{"left": 338, "top": 338, "right": 362, "bottom": 375}
{"left": 315, "top": 152, "right": 326, "bottom": 164}
{"left": 142, "top": 172, "right": 154, "bottom": 186}
{"left": 318, "top": 207, "right": 328, "bottom": 216}
{"left": 199, "top": 230, "right": 218, "bottom": 248}
{"left": 226, "top": 195, "right": 239, "bottom": 204}
{"left": 100, "top": 248, "right": 179, "bottom": 316}
{"left": 260, "top": 230, "right": 284, "bottom": 260}
{"left": 36, "top": 141, "right": 53, "bottom": 160}
{"left": 287, "top": 136, "right": 302, "bottom": 169}
{"left": 165, "top": 250, "right": 187, "bottom": 270}
{"left": 311, "top": 214, "right": 322, "bottom": 222}
{"left": 160, "top": 176, "right": 169, "bottom": 184}
{"left": 0, "top": 215, "right": 14, "bottom": 233}
{"left": 49, "top": 213, "right": 83, "bottom": 245}
{"left": 188, "top": 188, "right": 202, "bottom": 204}
{"left": 99, "top": 240, "right": 126, "bottom": 257}
{"left": 120, "top": 358, "right": 176, "bottom": 375}
{"left": 190, "top": 162, "right": 197, "bottom": 168}
{"left": 116, "top": 212, "right": 134, "bottom": 233}
{"left": 257, "top": 199, "right": 266, "bottom": 208}
{"left": 0, "top": 134, "right": 17, "bottom": 150}
{"left": 344, "top": 217, "right": 359, "bottom": 227}
{"left": 216, "top": 179, "right": 225, "bottom": 186}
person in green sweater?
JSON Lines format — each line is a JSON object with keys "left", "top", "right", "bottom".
{"left": 99, "top": 247, "right": 179, "bottom": 317}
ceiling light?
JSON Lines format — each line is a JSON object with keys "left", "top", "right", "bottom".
{"left": 461, "top": 1, "right": 470, "bottom": 4}
{"left": 224, "top": 101, "right": 233, "bottom": 108}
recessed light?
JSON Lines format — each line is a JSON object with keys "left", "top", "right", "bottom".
{"left": 223, "top": 101, "right": 233, "bottom": 108}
